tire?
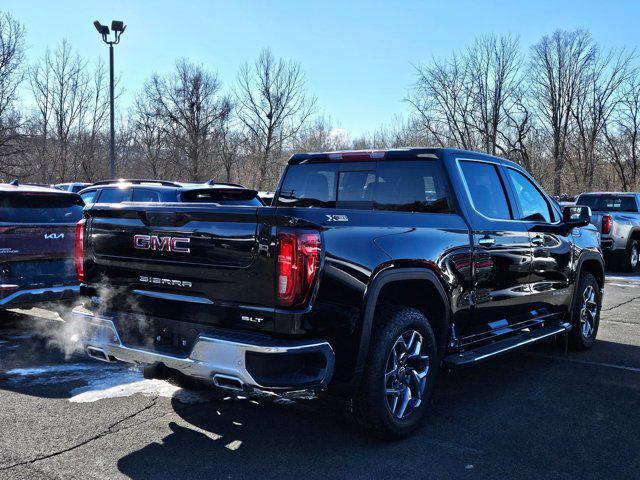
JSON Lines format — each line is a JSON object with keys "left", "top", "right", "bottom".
{"left": 351, "top": 305, "right": 438, "bottom": 440}
{"left": 623, "top": 240, "right": 639, "bottom": 273}
{"left": 568, "top": 272, "right": 601, "bottom": 351}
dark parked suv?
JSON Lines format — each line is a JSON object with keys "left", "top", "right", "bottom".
{"left": 0, "top": 182, "right": 83, "bottom": 310}
{"left": 73, "top": 148, "right": 604, "bottom": 438}
{"left": 78, "top": 179, "right": 262, "bottom": 206}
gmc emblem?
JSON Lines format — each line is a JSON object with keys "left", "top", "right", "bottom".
{"left": 133, "top": 234, "right": 191, "bottom": 253}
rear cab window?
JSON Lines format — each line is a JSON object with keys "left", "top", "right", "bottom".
{"left": 95, "top": 188, "right": 130, "bottom": 204}
{"left": 0, "top": 193, "right": 83, "bottom": 224}
{"left": 275, "top": 160, "right": 452, "bottom": 213}
{"left": 577, "top": 194, "right": 638, "bottom": 212}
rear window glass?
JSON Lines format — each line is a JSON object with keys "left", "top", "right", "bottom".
{"left": 0, "top": 194, "right": 83, "bottom": 224}
{"left": 276, "top": 160, "right": 452, "bottom": 213}
{"left": 180, "top": 189, "right": 263, "bottom": 206}
{"left": 96, "top": 188, "right": 129, "bottom": 203}
{"left": 375, "top": 161, "right": 451, "bottom": 213}
{"left": 277, "top": 165, "right": 338, "bottom": 208}
{"left": 577, "top": 195, "right": 638, "bottom": 212}
{"left": 80, "top": 191, "right": 97, "bottom": 204}
{"left": 132, "top": 189, "right": 161, "bottom": 202}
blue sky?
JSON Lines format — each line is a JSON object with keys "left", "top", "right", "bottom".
{"left": 3, "top": 0, "right": 640, "bottom": 137}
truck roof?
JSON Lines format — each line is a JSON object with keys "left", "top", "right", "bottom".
{"left": 288, "top": 147, "right": 523, "bottom": 167}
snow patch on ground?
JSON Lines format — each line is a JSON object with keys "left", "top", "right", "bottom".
{"left": 69, "top": 370, "right": 213, "bottom": 404}
{"left": 606, "top": 275, "right": 640, "bottom": 284}
{"left": 6, "top": 364, "right": 95, "bottom": 376}
{"left": 2, "top": 359, "right": 214, "bottom": 404}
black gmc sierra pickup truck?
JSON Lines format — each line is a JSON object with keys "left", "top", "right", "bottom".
{"left": 73, "top": 148, "right": 605, "bottom": 438}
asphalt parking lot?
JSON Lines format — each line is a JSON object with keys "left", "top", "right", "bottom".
{"left": 1, "top": 275, "right": 639, "bottom": 480}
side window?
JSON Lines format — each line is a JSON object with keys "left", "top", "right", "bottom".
{"left": 506, "top": 168, "right": 552, "bottom": 223}
{"left": 132, "top": 188, "right": 161, "bottom": 202}
{"left": 374, "top": 161, "right": 452, "bottom": 213}
{"left": 460, "top": 161, "right": 512, "bottom": 220}
{"left": 80, "top": 190, "right": 97, "bottom": 204}
{"left": 95, "top": 188, "right": 129, "bottom": 204}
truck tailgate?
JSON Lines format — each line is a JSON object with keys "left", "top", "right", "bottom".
{"left": 0, "top": 224, "right": 77, "bottom": 289}
{"left": 85, "top": 203, "right": 276, "bottom": 332}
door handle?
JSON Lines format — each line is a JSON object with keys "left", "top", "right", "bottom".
{"left": 478, "top": 236, "right": 495, "bottom": 247}
{"left": 531, "top": 235, "right": 544, "bottom": 246}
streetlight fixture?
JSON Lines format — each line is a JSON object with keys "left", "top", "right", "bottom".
{"left": 93, "top": 20, "right": 126, "bottom": 178}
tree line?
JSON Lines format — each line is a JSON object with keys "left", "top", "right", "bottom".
{"left": 0, "top": 11, "right": 638, "bottom": 194}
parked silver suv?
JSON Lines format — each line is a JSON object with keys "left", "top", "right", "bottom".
{"left": 576, "top": 192, "right": 640, "bottom": 272}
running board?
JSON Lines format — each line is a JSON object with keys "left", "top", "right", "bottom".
{"left": 444, "top": 323, "right": 571, "bottom": 369}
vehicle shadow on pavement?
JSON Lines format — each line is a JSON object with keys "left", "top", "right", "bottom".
{"left": 116, "top": 341, "right": 640, "bottom": 480}
{"left": 2, "top": 311, "right": 640, "bottom": 479}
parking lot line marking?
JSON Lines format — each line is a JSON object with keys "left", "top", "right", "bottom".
{"left": 526, "top": 353, "right": 640, "bottom": 374}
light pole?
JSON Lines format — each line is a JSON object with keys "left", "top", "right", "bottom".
{"left": 93, "top": 20, "right": 126, "bottom": 179}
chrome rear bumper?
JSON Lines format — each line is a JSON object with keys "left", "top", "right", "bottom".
{"left": 72, "top": 306, "right": 334, "bottom": 392}
{"left": 0, "top": 285, "right": 79, "bottom": 309}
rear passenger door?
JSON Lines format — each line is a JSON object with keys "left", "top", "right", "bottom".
{"left": 503, "top": 166, "right": 572, "bottom": 320}
{"left": 457, "top": 158, "right": 533, "bottom": 340}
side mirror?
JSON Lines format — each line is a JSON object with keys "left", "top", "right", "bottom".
{"left": 563, "top": 205, "right": 591, "bottom": 227}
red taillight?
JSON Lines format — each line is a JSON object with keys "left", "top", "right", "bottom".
{"left": 277, "top": 229, "right": 321, "bottom": 307}
{"left": 602, "top": 215, "right": 613, "bottom": 235}
{"left": 75, "top": 219, "right": 86, "bottom": 283}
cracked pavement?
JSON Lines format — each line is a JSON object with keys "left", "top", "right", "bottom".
{"left": 1, "top": 274, "right": 640, "bottom": 480}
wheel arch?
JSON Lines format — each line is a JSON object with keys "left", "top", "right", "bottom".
{"left": 571, "top": 252, "right": 605, "bottom": 317}
{"left": 576, "top": 252, "right": 605, "bottom": 290}
{"left": 626, "top": 229, "right": 640, "bottom": 250}
{"left": 353, "top": 268, "right": 451, "bottom": 384}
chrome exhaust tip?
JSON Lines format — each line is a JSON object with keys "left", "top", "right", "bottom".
{"left": 86, "top": 346, "right": 113, "bottom": 363}
{"left": 212, "top": 373, "right": 244, "bottom": 391}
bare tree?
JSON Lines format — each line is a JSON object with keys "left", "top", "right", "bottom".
{"left": 605, "top": 74, "right": 640, "bottom": 191}
{"left": 145, "top": 59, "right": 231, "bottom": 181}
{"left": 569, "top": 47, "right": 634, "bottom": 190}
{"left": 130, "top": 92, "right": 169, "bottom": 179}
{"left": 294, "top": 116, "right": 350, "bottom": 152}
{"left": 75, "top": 59, "right": 110, "bottom": 181}
{"left": 0, "top": 11, "right": 26, "bottom": 164}
{"left": 530, "top": 29, "right": 597, "bottom": 195}
{"left": 235, "top": 48, "right": 316, "bottom": 189}
{"left": 466, "top": 33, "right": 522, "bottom": 155}
{"left": 409, "top": 53, "right": 478, "bottom": 150}
{"left": 28, "top": 41, "right": 92, "bottom": 182}
{"left": 216, "top": 111, "right": 244, "bottom": 183}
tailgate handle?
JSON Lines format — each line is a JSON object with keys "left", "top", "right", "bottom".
{"left": 139, "top": 211, "right": 188, "bottom": 227}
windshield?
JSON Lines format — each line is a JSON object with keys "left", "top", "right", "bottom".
{"left": 576, "top": 194, "right": 638, "bottom": 212}
{"left": 0, "top": 194, "right": 84, "bottom": 223}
